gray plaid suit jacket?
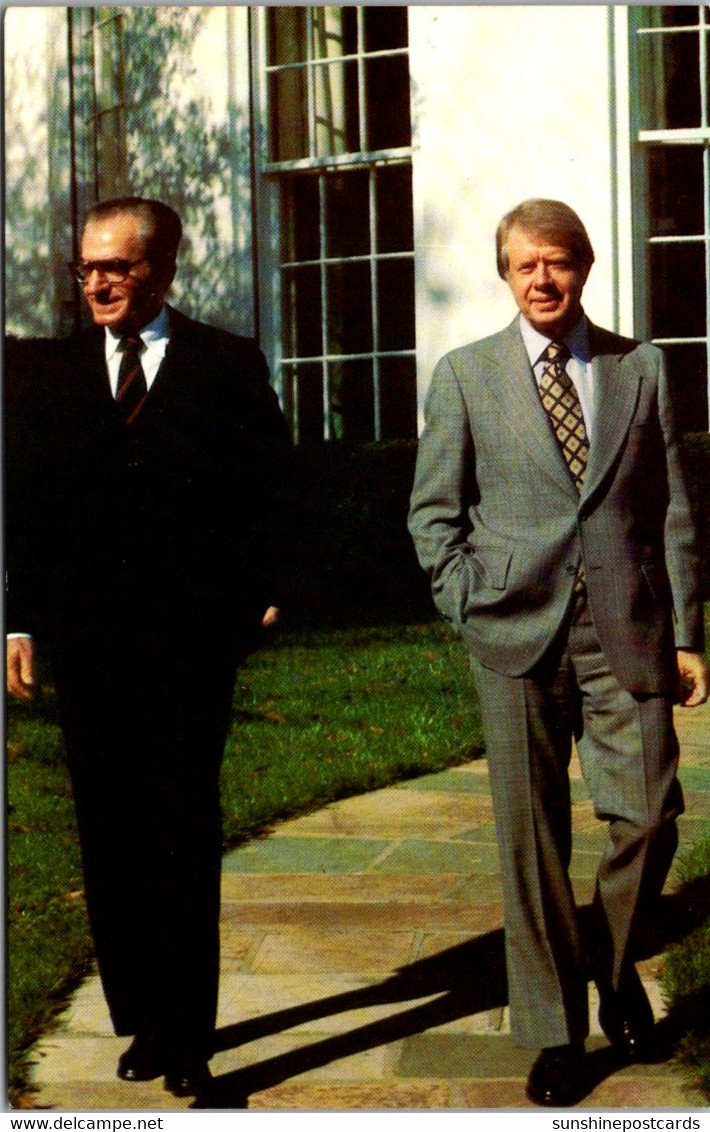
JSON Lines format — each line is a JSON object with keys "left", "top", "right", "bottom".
{"left": 408, "top": 318, "right": 704, "bottom": 690}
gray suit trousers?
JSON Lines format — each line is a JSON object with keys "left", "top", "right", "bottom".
{"left": 471, "top": 595, "right": 683, "bottom": 1049}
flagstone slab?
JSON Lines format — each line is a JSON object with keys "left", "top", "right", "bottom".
{"left": 680, "top": 793, "right": 710, "bottom": 819}
{"left": 28, "top": 1036, "right": 128, "bottom": 1084}
{"left": 458, "top": 1079, "right": 535, "bottom": 1108}
{"left": 456, "top": 824, "right": 500, "bottom": 845}
{"left": 219, "top": 929, "right": 261, "bottom": 971}
{"left": 398, "top": 1033, "right": 533, "bottom": 1079}
{"left": 210, "top": 1032, "right": 394, "bottom": 1081}
{"left": 442, "top": 874, "right": 504, "bottom": 903}
{"left": 679, "top": 767, "right": 710, "bottom": 792}
{"left": 218, "top": 978, "right": 450, "bottom": 1036}
{"left": 222, "top": 837, "right": 391, "bottom": 874}
{"left": 221, "top": 873, "right": 462, "bottom": 902}
{"left": 50, "top": 976, "right": 112, "bottom": 1036}
{"left": 415, "top": 929, "right": 504, "bottom": 966}
{"left": 372, "top": 839, "right": 488, "bottom": 875}
{"left": 399, "top": 770, "right": 491, "bottom": 795}
{"left": 221, "top": 899, "right": 490, "bottom": 933}
{"left": 23, "top": 1081, "right": 192, "bottom": 1111}
{"left": 247, "top": 1081, "right": 453, "bottom": 1109}
{"left": 271, "top": 789, "right": 495, "bottom": 837}
{"left": 216, "top": 972, "right": 374, "bottom": 1022}
{"left": 250, "top": 929, "right": 417, "bottom": 975}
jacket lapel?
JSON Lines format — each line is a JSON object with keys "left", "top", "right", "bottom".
{"left": 581, "top": 325, "right": 642, "bottom": 505}
{"left": 145, "top": 306, "right": 197, "bottom": 404}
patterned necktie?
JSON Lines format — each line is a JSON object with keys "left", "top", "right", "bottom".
{"left": 116, "top": 336, "right": 148, "bottom": 424}
{"left": 537, "top": 341, "right": 588, "bottom": 593}
{"left": 537, "top": 342, "right": 589, "bottom": 492}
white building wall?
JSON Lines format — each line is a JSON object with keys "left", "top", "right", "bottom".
{"left": 409, "top": 5, "right": 620, "bottom": 421}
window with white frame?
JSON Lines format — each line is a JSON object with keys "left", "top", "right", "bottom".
{"left": 259, "top": 6, "right": 416, "bottom": 443}
{"left": 630, "top": 5, "right": 710, "bottom": 431}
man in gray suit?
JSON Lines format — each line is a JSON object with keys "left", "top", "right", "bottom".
{"left": 408, "top": 199, "right": 708, "bottom": 1106}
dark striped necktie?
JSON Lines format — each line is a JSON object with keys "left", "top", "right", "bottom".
{"left": 116, "top": 336, "right": 148, "bottom": 424}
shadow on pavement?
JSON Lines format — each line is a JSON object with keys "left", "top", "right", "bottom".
{"left": 194, "top": 878, "right": 710, "bottom": 1107}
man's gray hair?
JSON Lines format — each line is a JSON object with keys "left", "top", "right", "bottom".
{"left": 84, "top": 197, "right": 182, "bottom": 263}
{"left": 496, "top": 199, "right": 595, "bottom": 280}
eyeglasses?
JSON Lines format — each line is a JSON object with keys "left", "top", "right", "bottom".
{"left": 68, "top": 257, "right": 149, "bottom": 284}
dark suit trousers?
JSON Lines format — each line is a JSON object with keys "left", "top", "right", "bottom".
{"left": 52, "top": 625, "right": 238, "bottom": 1060}
{"left": 471, "top": 594, "right": 683, "bottom": 1050}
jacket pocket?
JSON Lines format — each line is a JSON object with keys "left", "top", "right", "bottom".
{"left": 640, "top": 562, "right": 672, "bottom": 608}
{"left": 469, "top": 545, "right": 512, "bottom": 590}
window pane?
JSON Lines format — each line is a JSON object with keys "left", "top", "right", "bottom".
{"left": 285, "top": 362, "right": 324, "bottom": 443}
{"left": 326, "top": 261, "right": 372, "bottom": 353}
{"left": 314, "top": 59, "right": 359, "bottom": 156}
{"left": 661, "top": 342, "right": 709, "bottom": 432}
{"left": 649, "top": 243, "right": 706, "bottom": 338}
{"left": 365, "top": 6, "right": 408, "bottom": 52}
{"left": 269, "top": 69, "right": 309, "bottom": 161}
{"left": 282, "top": 264, "right": 322, "bottom": 357}
{"left": 267, "top": 7, "right": 307, "bottom": 65}
{"left": 637, "top": 29, "right": 701, "bottom": 130}
{"left": 376, "top": 164, "right": 414, "bottom": 253}
{"left": 325, "top": 170, "right": 370, "bottom": 257}
{"left": 365, "top": 55, "right": 411, "bottom": 149}
{"left": 330, "top": 359, "right": 374, "bottom": 441}
{"left": 377, "top": 258, "right": 416, "bottom": 351}
{"left": 647, "top": 146, "right": 704, "bottom": 236}
{"left": 638, "top": 7, "right": 700, "bottom": 31}
{"left": 281, "top": 177, "right": 320, "bottom": 263}
{"left": 379, "top": 356, "right": 417, "bottom": 439}
{"left": 311, "top": 7, "right": 356, "bottom": 61}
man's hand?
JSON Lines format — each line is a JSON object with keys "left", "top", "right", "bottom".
{"left": 676, "top": 649, "right": 710, "bottom": 707}
{"left": 261, "top": 606, "right": 280, "bottom": 629}
{"left": 7, "top": 636, "right": 35, "bottom": 700}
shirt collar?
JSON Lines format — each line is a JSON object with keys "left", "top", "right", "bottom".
{"left": 104, "top": 305, "right": 170, "bottom": 361}
{"left": 518, "top": 311, "right": 590, "bottom": 368}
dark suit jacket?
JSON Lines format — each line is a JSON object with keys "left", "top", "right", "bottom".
{"left": 408, "top": 318, "right": 704, "bottom": 694}
{"left": 6, "top": 306, "right": 292, "bottom": 663}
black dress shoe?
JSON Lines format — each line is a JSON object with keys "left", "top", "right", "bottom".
{"left": 597, "top": 968, "right": 655, "bottom": 1062}
{"left": 164, "top": 1059, "right": 212, "bottom": 1098}
{"left": 117, "top": 1036, "right": 165, "bottom": 1082}
{"left": 526, "top": 1043, "right": 586, "bottom": 1107}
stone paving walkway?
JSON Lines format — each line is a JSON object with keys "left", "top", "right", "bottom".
{"left": 26, "top": 702, "right": 710, "bottom": 1111}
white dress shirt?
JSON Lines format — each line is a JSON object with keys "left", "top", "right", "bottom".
{"left": 519, "top": 312, "right": 595, "bottom": 441}
{"left": 104, "top": 305, "right": 170, "bottom": 395}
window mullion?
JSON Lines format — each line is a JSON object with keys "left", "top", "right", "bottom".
{"left": 306, "top": 8, "right": 316, "bottom": 161}
{"left": 357, "top": 7, "right": 367, "bottom": 152}
{"left": 369, "top": 167, "right": 381, "bottom": 441}
{"left": 319, "top": 173, "right": 331, "bottom": 441}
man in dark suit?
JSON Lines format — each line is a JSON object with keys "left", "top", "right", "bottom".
{"left": 408, "top": 199, "right": 708, "bottom": 1106}
{"left": 6, "top": 197, "right": 291, "bottom": 1097}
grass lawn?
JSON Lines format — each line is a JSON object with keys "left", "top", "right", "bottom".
{"left": 6, "top": 620, "right": 482, "bottom": 1102}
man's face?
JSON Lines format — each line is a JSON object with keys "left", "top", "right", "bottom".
{"left": 504, "top": 224, "right": 591, "bottom": 340}
{"left": 80, "top": 213, "right": 170, "bottom": 334}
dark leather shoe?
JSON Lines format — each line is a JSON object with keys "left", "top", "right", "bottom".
{"left": 117, "top": 1036, "right": 165, "bottom": 1082}
{"left": 597, "top": 968, "right": 655, "bottom": 1062}
{"left": 164, "top": 1059, "right": 212, "bottom": 1098}
{"left": 526, "top": 1043, "right": 586, "bottom": 1107}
